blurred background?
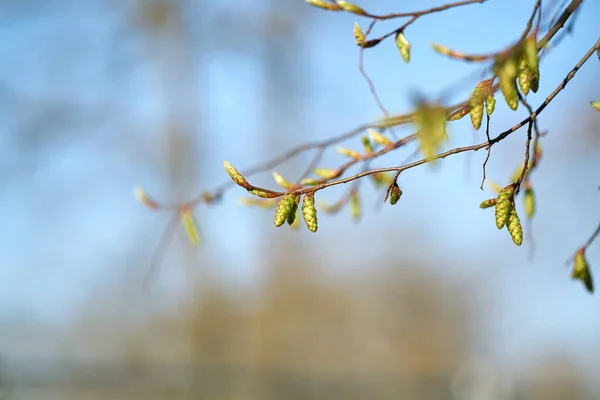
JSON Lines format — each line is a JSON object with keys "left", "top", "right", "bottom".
{"left": 1, "top": 0, "right": 599, "bottom": 398}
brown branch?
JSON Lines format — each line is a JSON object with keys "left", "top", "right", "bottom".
{"left": 538, "top": 0, "right": 582, "bottom": 49}
{"left": 241, "top": 37, "right": 599, "bottom": 197}
{"left": 362, "top": 0, "right": 488, "bottom": 21}
{"left": 147, "top": 0, "right": 589, "bottom": 212}
{"left": 583, "top": 223, "right": 600, "bottom": 250}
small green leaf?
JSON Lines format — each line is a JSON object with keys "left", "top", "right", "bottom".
{"left": 336, "top": 1, "right": 366, "bottom": 15}
{"left": 314, "top": 168, "right": 340, "bottom": 180}
{"left": 368, "top": 128, "right": 393, "bottom": 147}
{"left": 180, "top": 207, "right": 200, "bottom": 246}
{"left": 572, "top": 248, "right": 593, "bottom": 293}
{"left": 305, "top": 0, "right": 342, "bottom": 11}
{"left": 395, "top": 31, "right": 411, "bottom": 63}
{"left": 350, "top": 191, "right": 361, "bottom": 221}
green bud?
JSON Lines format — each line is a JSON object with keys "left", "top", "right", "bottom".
{"left": 480, "top": 198, "right": 497, "bottom": 209}
{"left": 572, "top": 248, "right": 593, "bottom": 293}
{"left": 353, "top": 22, "right": 365, "bottom": 46}
{"left": 395, "top": 31, "right": 410, "bottom": 63}
{"left": 390, "top": 182, "right": 402, "bottom": 205}
{"left": 223, "top": 161, "right": 249, "bottom": 188}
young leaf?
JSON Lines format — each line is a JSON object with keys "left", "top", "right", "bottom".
{"left": 572, "top": 248, "right": 593, "bottom": 293}
{"left": 524, "top": 186, "right": 535, "bottom": 218}
{"left": 180, "top": 207, "right": 200, "bottom": 246}
{"left": 368, "top": 128, "right": 393, "bottom": 147}
{"left": 336, "top": 1, "right": 366, "bottom": 15}
{"left": 350, "top": 191, "right": 361, "bottom": 221}
{"left": 305, "top": 0, "right": 342, "bottom": 11}
{"left": 591, "top": 101, "right": 600, "bottom": 112}
{"left": 273, "top": 171, "right": 295, "bottom": 190}
{"left": 414, "top": 101, "right": 448, "bottom": 161}
{"left": 314, "top": 168, "right": 340, "bottom": 180}
{"left": 337, "top": 147, "right": 363, "bottom": 160}
{"left": 239, "top": 197, "right": 278, "bottom": 208}
{"left": 395, "top": 31, "right": 411, "bottom": 63}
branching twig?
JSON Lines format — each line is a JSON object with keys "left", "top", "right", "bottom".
{"left": 232, "top": 37, "right": 599, "bottom": 198}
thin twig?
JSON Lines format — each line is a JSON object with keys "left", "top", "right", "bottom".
{"left": 143, "top": 214, "right": 180, "bottom": 290}
{"left": 480, "top": 114, "right": 492, "bottom": 190}
{"left": 515, "top": 121, "right": 533, "bottom": 194}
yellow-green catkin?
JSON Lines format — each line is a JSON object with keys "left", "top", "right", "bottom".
{"left": 274, "top": 194, "right": 296, "bottom": 227}
{"left": 518, "top": 58, "right": 531, "bottom": 95}
{"left": 469, "top": 81, "right": 488, "bottom": 130}
{"left": 498, "top": 60, "right": 519, "bottom": 110}
{"left": 506, "top": 207, "right": 523, "bottom": 246}
{"left": 287, "top": 196, "right": 300, "bottom": 225}
{"left": 495, "top": 185, "right": 515, "bottom": 229}
{"left": 302, "top": 193, "right": 318, "bottom": 232}
{"left": 486, "top": 94, "right": 496, "bottom": 116}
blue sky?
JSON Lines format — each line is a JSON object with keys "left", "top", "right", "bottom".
{"left": 0, "top": 0, "right": 599, "bottom": 381}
